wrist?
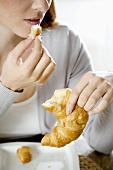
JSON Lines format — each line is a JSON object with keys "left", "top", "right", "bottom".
{"left": 0, "top": 80, "right": 23, "bottom": 93}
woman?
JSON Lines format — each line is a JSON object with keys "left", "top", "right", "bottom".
{"left": 0, "top": 0, "right": 91, "bottom": 142}
{"left": 0, "top": 0, "right": 92, "bottom": 143}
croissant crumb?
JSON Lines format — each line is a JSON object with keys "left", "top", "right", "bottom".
{"left": 41, "top": 88, "right": 88, "bottom": 147}
{"left": 29, "top": 25, "right": 42, "bottom": 39}
{"left": 17, "top": 146, "right": 32, "bottom": 164}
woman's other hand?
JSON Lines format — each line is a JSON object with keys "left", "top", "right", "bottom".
{"left": 0, "top": 37, "right": 56, "bottom": 91}
{"left": 66, "top": 71, "right": 113, "bottom": 114}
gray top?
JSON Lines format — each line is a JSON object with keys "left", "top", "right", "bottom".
{"left": 0, "top": 82, "right": 19, "bottom": 114}
{"left": 2, "top": 24, "right": 112, "bottom": 154}
{"left": 83, "top": 102, "right": 113, "bottom": 154}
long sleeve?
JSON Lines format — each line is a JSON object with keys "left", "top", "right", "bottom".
{"left": 0, "top": 82, "right": 20, "bottom": 115}
{"left": 67, "top": 29, "right": 93, "bottom": 89}
{"left": 83, "top": 101, "right": 113, "bottom": 154}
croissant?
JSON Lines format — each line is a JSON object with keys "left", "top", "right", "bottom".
{"left": 29, "top": 25, "right": 42, "bottom": 39}
{"left": 17, "top": 146, "right": 32, "bottom": 164}
{"left": 41, "top": 88, "right": 88, "bottom": 147}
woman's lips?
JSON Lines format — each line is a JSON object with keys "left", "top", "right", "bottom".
{"left": 24, "top": 19, "right": 40, "bottom": 26}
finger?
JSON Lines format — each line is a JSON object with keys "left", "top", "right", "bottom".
{"left": 23, "top": 37, "right": 43, "bottom": 70}
{"left": 9, "top": 39, "right": 33, "bottom": 62}
{"left": 77, "top": 83, "right": 97, "bottom": 108}
{"left": 33, "top": 36, "right": 43, "bottom": 52}
{"left": 89, "top": 89, "right": 113, "bottom": 114}
{"left": 33, "top": 50, "right": 53, "bottom": 79}
{"left": 36, "top": 61, "right": 56, "bottom": 84}
{"left": 84, "top": 88, "right": 106, "bottom": 111}
{"left": 66, "top": 72, "right": 94, "bottom": 114}
{"left": 84, "top": 82, "right": 111, "bottom": 111}
{"left": 77, "top": 77, "right": 107, "bottom": 108}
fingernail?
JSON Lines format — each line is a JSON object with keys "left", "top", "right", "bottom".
{"left": 66, "top": 108, "right": 71, "bottom": 115}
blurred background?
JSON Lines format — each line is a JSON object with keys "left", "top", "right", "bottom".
{"left": 55, "top": 0, "right": 113, "bottom": 71}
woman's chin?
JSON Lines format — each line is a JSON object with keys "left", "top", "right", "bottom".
{"left": 16, "top": 32, "right": 30, "bottom": 39}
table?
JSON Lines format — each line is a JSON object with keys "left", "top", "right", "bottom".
{"left": 74, "top": 135, "right": 112, "bottom": 170}
{"left": 79, "top": 151, "right": 111, "bottom": 170}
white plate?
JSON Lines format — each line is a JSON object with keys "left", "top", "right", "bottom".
{"left": 0, "top": 142, "right": 80, "bottom": 170}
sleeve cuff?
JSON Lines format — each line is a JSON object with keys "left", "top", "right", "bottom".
{"left": 0, "top": 82, "right": 20, "bottom": 114}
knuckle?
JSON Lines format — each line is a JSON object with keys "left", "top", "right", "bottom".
{"left": 90, "top": 95, "right": 98, "bottom": 103}
{"left": 72, "top": 88, "right": 80, "bottom": 97}
{"left": 94, "top": 77, "right": 102, "bottom": 84}
{"left": 103, "top": 82, "right": 109, "bottom": 89}
{"left": 50, "top": 62, "right": 56, "bottom": 68}
{"left": 47, "top": 62, "right": 56, "bottom": 72}
{"left": 86, "top": 71, "right": 95, "bottom": 77}
{"left": 46, "top": 56, "right": 52, "bottom": 63}
{"left": 79, "top": 93, "right": 87, "bottom": 101}
{"left": 84, "top": 105, "right": 90, "bottom": 112}
{"left": 99, "top": 76, "right": 104, "bottom": 81}
{"left": 41, "top": 54, "right": 52, "bottom": 64}
{"left": 98, "top": 77, "right": 108, "bottom": 84}
{"left": 77, "top": 100, "right": 84, "bottom": 108}
{"left": 93, "top": 77, "right": 104, "bottom": 85}
{"left": 102, "top": 83, "right": 112, "bottom": 93}
{"left": 83, "top": 72, "right": 95, "bottom": 83}
{"left": 97, "top": 77, "right": 104, "bottom": 83}
{"left": 30, "top": 75, "right": 37, "bottom": 82}
{"left": 37, "top": 79, "right": 44, "bottom": 85}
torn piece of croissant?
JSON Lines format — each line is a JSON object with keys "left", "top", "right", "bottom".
{"left": 29, "top": 25, "right": 42, "bottom": 39}
{"left": 41, "top": 88, "right": 88, "bottom": 148}
{"left": 17, "top": 146, "right": 32, "bottom": 164}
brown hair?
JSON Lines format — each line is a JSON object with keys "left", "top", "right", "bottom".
{"left": 41, "top": 0, "right": 58, "bottom": 28}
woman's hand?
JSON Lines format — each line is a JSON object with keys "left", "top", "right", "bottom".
{"left": 66, "top": 71, "right": 113, "bottom": 114}
{"left": 0, "top": 37, "right": 56, "bottom": 91}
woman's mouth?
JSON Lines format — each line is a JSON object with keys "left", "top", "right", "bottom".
{"left": 24, "top": 18, "right": 40, "bottom": 26}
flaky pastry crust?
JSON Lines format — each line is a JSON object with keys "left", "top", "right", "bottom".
{"left": 17, "top": 146, "right": 32, "bottom": 164}
{"left": 41, "top": 88, "right": 88, "bottom": 147}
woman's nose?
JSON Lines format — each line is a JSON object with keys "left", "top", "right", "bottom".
{"left": 32, "top": 0, "right": 49, "bottom": 12}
